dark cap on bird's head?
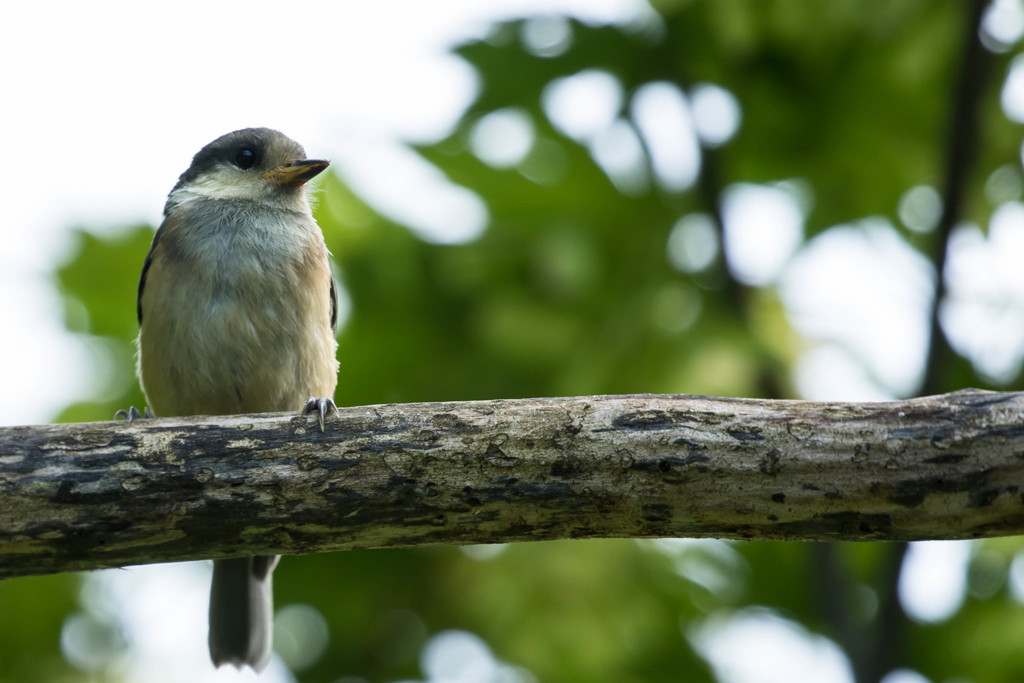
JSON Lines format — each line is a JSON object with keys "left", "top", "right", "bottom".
{"left": 167, "top": 128, "right": 329, "bottom": 213}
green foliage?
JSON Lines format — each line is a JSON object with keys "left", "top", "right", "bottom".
{"left": 11, "top": 2, "right": 1024, "bottom": 682}
{"left": 54, "top": 226, "right": 151, "bottom": 423}
{"left": 0, "top": 574, "right": 81, "bottom": 683}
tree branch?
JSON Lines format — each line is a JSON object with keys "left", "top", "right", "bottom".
{"left": 3, "top": 390, "right": 1023, "bottom": 579}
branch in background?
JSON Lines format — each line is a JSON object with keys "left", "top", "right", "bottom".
{"left": 921, "top": 0, "right": 993, "bottom": 397}
{"left": 862, "top": 4, "right": 996, "bottom": 680}
{"left": 3, "top": 390, "right": 1024, "bottom": 580}
{"left": 864, "top": 542, "right": 911, "bottom": 683}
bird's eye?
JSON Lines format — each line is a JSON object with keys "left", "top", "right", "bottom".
{"left": 234, "top": 147, "right": 257, "bottom": 169}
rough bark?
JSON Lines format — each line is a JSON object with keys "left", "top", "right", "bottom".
{"left": 2, "top": 389, "right": 1023, "bottom": 579}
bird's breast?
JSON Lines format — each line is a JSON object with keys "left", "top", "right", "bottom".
{"left": 138, "top": 201, "right": 339, "bottom": 417}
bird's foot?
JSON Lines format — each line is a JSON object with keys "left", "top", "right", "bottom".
{"left": 114, "top": 406, "right": 153, "bottom": 421}
{"left": 302, "top": 397, "right": 338, "bottom": 432}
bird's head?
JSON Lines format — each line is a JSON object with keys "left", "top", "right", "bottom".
{"left": 166, "top": 128, "right": 329, "bottom": 214}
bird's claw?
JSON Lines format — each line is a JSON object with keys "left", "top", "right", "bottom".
{"left": 302, "top": 397, "right": 338, "bottom": 432}
{"left": 114, "top": 406, "right": 153, "bottom": 421}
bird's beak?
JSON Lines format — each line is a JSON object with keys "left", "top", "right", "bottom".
{"left": 262, "top": 159, "right": 330, "bottom": 186}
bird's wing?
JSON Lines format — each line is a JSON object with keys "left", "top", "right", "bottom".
{"left": 136, "top": 222, "right": 168, "bottom": 325}
{"left": 329, "top": 275, "right": 338, "bottom": 333}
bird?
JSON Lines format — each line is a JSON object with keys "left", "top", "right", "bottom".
{"left": 129, "top": 127, "right": 339, "bottom": 670}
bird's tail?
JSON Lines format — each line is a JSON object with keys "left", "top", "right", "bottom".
{"left": 208, "top": 556, "right": 280, "bottom": 671}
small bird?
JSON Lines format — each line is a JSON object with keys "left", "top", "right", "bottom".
{"left": 132, "top": 128, "right": 339, "bottom": 670}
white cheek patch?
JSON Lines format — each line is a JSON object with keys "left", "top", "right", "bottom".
{"left": 167, "top": 166, "right": 311, "bottom": 213}
{"left": 186, "top": 168, "right": 268, "bottom": 202}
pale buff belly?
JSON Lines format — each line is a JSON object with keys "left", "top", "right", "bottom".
{"left": 138, "top": 263, "right": 338, "bottom": 418}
